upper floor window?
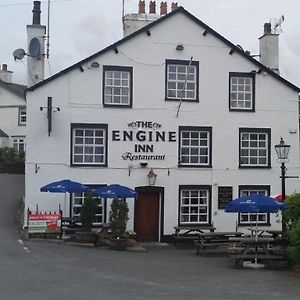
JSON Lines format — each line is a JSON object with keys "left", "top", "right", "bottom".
{"left": 238, "top": 185, "right": 270, "bottom": 226}
{"left": 103, "top": 66, "right": 133, "bottom": 107}
{"left": 12, "top": 136, "right": 25, "bottom": 153}
{"left": 179, "top": 126, "right": 212, "bottom": 167}
{"left": 165, "top": 59, "right": 199, "bottom": 102}
{"left": 239, "top": 128, "right": 271, "bottom": 168}
{"left": 19, "top": 107, "right": 26, "bottom": 125}
{"left": 179, "top": 185, "right": 211, "bottom": 225}
{"left": 71, "top": 124, "right": 108, "bottom": 167}
{"left": 229, "top": 72, "right": 255, "bottom": 111}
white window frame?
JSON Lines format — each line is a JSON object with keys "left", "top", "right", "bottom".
{"left": 18, "top": 107, "right": 26, "bottom": 125}
{"left": 229, "top": 72, "right": 255, "bottom": 111}
{"left": 72, "top": 191, "right": 105, "bottom": 224}
{"left": 239, "top": 187, "right": 269, "bottom": 225}
{"left": 12, "top": 136, "right": 25, "bottom": 153}
{"left": 179, "top": 126, "right": 212, "bottom": 167}
{"left": 166, "top": 60, "right": 199, "bottom": 101}
{"left": 179, "top": 186, "right": 211, "bottom": 225}
{"left": 71, "top": 124, "right": 107, "bottom": 167}
{"left": 103, "top": 66, "right": 132, "bottom": 107}
{"left": 239, "top": 128, "right": 270, "bottom": 168}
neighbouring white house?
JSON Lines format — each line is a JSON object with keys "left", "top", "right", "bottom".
{"left": 25, "top": 1, "right": 300, "bottom": 242}
{"left": 0, "top": 64, "right": 26, "bottom": 152}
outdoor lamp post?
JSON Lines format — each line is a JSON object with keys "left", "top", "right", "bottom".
{"left": 274, "top": 137, "right": 290, "bottom": 234}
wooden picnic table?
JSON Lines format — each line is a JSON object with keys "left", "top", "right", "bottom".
{"left": 247, "top": 227, "right": 282, "bottom": 239}
{"left": 173, "top": 225, "right": 215, "bottom": 247}
{"left": 196, "top": 231, "right": 243, "bottom": 255}
{"left": 228, "top": 236, "right": 284, "bottom": 267}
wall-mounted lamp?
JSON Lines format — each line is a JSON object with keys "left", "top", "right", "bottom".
{"left": 91, "top": 61, "right": 100, "bottom": 68}
{"left": 147, "top": 168, "right": 157, "bottom": 186}
{"left": 229, "top": 49, "right": 234, "bottom": 55}
{"left": 114, "top": 47, "right": 119, "bottom": 54}
{"left": 176, "top": 43, "right": 184, "bottom": 51}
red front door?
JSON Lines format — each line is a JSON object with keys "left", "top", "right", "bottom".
{"left": 135, "top": 191, "right": 159, "bottom": 242}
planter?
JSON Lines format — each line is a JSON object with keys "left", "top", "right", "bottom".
{"left": 75, "top": 231, "right": 97, "bottom": 244}
{"left": 109, "top": 237, "right": 128, "bottom": 250}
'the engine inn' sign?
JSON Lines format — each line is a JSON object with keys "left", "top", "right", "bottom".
{"left": 112, "top": 121, "right": 176, "bottom": 161}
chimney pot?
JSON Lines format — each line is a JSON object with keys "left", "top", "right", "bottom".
{"left": 32, "top": 1, "right": 41, "bottom": 25}
{"left": 264, "top": 23, "right": 272, "bottom": 35}
{"left": 171, "top": 2, "right": 178, "bottom": 11}
{"left": 149, "top": 1, "right": 156, "bottom": 14}
{"left": 2, "top": 64, "right": 7, "bottom": 71}
{"left": 138, "top": 0, "right": 145, "bottom": 14}
{"left": 160, "top": 2, "right": 167, "bottom": 15}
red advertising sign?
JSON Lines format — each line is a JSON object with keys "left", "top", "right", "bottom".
{"left": 28, "top": 213, "right": 61, "bottom": 234}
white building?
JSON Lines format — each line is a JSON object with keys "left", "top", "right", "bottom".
{"left": 0, "top": 64, "right": 26, "bottom": 152}
{"left": 25, "top": 2, "right": 300, "bottom": 242}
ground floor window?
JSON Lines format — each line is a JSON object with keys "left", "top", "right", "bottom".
{"left": 12, "top": 136, "right": 25, "bottom": 153}
{"left": 179, "top": 185, "right": 211, "bottom": 225}
{"left": 72, "top": 185, "right": 106, "bottom": 224}
{"left": 238, "top": 185, "right": 270, "bottom": 225}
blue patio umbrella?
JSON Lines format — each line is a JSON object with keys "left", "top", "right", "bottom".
{"left": 94, "top": 184, "right": 138, "bottom": 199}
{"left": 225, "top": 194, "right": 286, "bottom": 214}
{"left": 40, "top": 179, "right": 90, "bottom": 214}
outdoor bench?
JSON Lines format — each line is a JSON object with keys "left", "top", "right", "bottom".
{"left": 196, "top": 232, "right": 243, "bottom": 255}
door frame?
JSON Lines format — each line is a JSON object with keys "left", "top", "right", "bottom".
{"left": 134, "top": 186, "right": 164, "bottom": 242}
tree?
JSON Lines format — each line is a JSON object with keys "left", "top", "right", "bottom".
{"left": 79, "top": 193, "right": 98, "bottom": 231}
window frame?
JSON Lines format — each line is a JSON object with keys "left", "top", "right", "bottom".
{"left": 229, "top": 72, "right": 255, "bottom": 112}
{"left": 238, "top": 185, "right": 271, "bottom": 226}
{"left": 18, "top": 106, "right": 26, "bottom": 126}
{"left": 239, "top": 127, "right": 271, "bottom": 169}
{"left": 165, "top": 59, "right": 199, "bottom": 102}
{"left": 178, "top": 126, "right": 212, "bottom": 168}
{"left": 70, "top": 123, "right": 108, "bottom": 167}
{"left": 178, "top": 185, "right": 212, "bottom": 226}
{"left": 71, "top": 184, "right": 107, "bottom": 225}
{"left": 12, "top": 136, "right": 25, "bottom": 153}
{"left": 102, "top": 65, "right": 133, "bottom": 108}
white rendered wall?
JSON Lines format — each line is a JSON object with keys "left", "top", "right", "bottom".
{"left": 25, "top": 12, "right": 300, "bottom": 236}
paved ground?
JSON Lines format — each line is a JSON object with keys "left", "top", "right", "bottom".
{"left": 1, "top": 175, "right": 300, "bottom": 299}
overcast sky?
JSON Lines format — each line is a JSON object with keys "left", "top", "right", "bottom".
{"left": 0, "top": 0, "right": 299, "bottom": 87}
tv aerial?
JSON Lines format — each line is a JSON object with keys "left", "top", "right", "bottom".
{"left": 273, "top": 15, "right": 285, "bottom": 34}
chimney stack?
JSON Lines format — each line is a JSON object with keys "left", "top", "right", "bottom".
{"left": 0, "top": 64, "right": 13, "bottom": 83}
{"left": 171, "top": 2, "right": 178, "bottom": 11}
{"left": 138, "top": 0, "right": 145, "bottom": 14}
{"left": 32, "top": 1, "right": 41, "bottom": 25}
{"left": 149, "top": 1, "right": 156, "bottom": 14}
{"left": 160, "top": 2, "right": 167, "bottom": 15}
{"left": 259, "top": 22, "right": 279, "bottom": 74}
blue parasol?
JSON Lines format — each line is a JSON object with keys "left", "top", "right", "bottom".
{"left": 225, "top": 194, "right": 286, "bottom": 213}
{"left": 94, "top": 184, "right": 138, "bottom": 199}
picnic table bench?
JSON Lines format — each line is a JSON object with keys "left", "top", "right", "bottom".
{"left": 196, "top": 231, "right": 243, "bottom": 255}
{"left": 228, "top": 237, "right": 285, "bottom": 267}
{"left": 173, "top": 225, "right": 215, "bottom": 248}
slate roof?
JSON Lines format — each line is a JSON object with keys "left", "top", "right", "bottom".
{"left": 27, "top": 6, "right": 300, "bottom": 93}
{"left": 0, "top": 80, "right": 26, "bottom": 98}
{"left": 0, "top": 129, "right": 9, "bottom": 137}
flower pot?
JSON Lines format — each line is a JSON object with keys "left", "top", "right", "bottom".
{"left": 75, "top": 231, "right": 97, "bottom": 244}
{"left": 109, "top": 237, "right": 128, "bottom": 250}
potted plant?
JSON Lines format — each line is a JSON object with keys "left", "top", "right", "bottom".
{"left": 76, "top": 193, "right": 98, "bottom": 243}
{"left": 109, "top": 198, "right": 129, "bottom": 250}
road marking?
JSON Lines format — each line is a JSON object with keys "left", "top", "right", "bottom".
{"left": 18, "top": 239, "right": 31, "bottom": 253}
{"left": 18, "top": 239, "right": 24, "bottom": 245}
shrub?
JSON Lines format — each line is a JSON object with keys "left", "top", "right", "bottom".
{"left": 79, "top": 193, "right": 98, "bottom": 231}
{"left": 288, "top": 218, "right": 300, "bottom": 267}
{"left": 109, "top": 198, "right": 129, "bottom": 238}
{"left": 0, "top": 147, "right": 25, "bottom": 174}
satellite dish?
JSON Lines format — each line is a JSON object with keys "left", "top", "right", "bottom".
{"left": 29, "top": 37, "right": 41, "bottom": 58}
{"left": 12, "top": 48, "right": 26, "bottom": 61}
